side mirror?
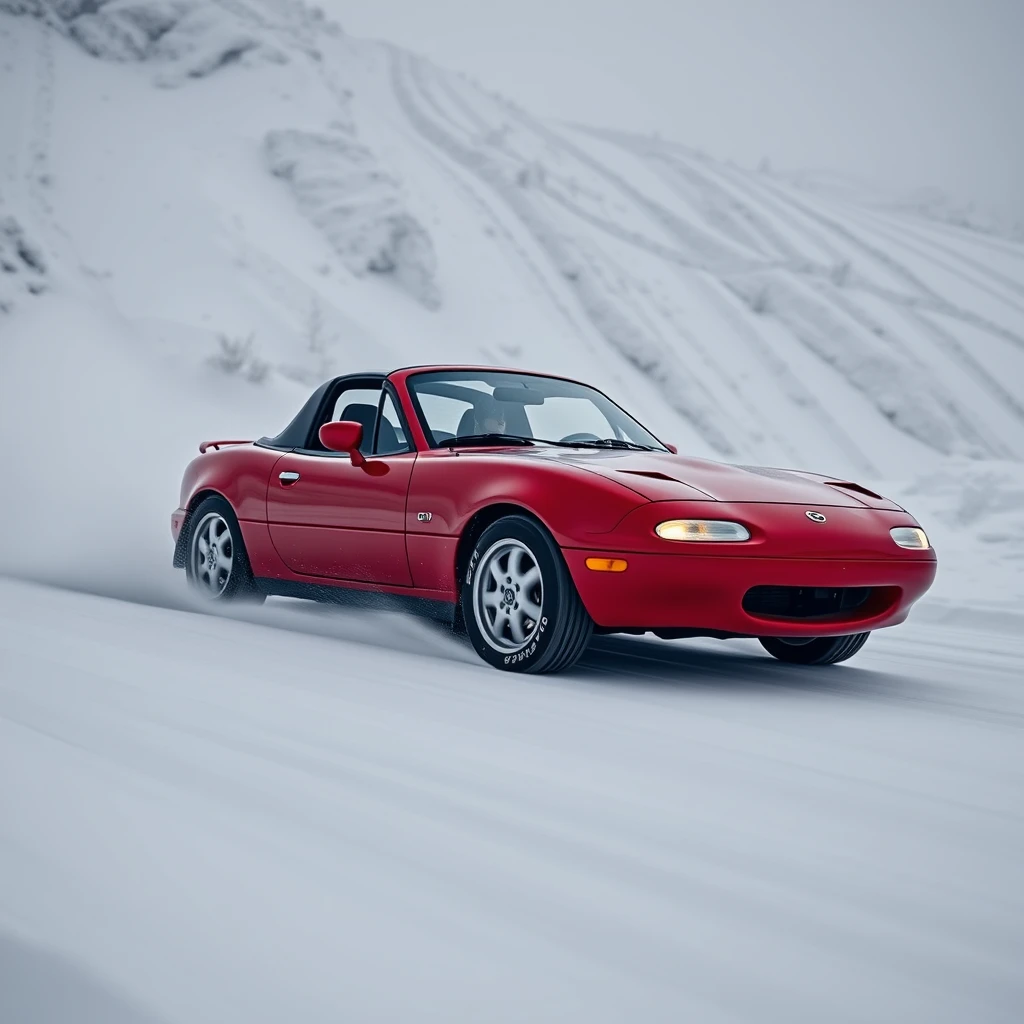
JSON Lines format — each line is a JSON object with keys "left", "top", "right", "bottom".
{"left": 320, "top": 420, "right": 366, "bottom": 466}
{"left": 665, "top": 443, "right": 678, "bottom": 454}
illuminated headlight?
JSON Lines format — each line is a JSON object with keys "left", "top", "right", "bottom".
{"left": 655, "top": 520, "right": 751, "bottom": 542}
{"left": 890, "top": 527, "right": 930, "bottom": 550}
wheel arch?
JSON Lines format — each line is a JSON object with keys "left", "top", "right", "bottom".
{"left": 454, "top": 503, "right": 552, "bottom": 597}
{"left": 173, "top": 488, "right": 231, "bottom": 568}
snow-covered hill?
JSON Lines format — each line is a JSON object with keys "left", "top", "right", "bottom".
{"left": 1, "top": 0, "right": 1023, "bottom": 603}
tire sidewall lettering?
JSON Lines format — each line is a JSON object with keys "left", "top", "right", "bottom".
{"left": 497, "top": 607, "right": 549, "bottom": 665}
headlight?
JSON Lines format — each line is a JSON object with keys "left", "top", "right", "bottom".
{"left": 890, "top": 526, "right": 930, "bottom": 550}
{"left": 655, "top": 520, "right": 751, "bottom": 542}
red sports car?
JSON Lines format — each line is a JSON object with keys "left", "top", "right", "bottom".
{"left": 172, "top": 366, "right": 936, "bottom": 672}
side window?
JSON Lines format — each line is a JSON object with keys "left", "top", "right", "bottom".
{"left": 331, "top": 386, "right": 383, "bottom": 454}
{"left": 375, "top": 392, "right": 410, "bottom": 455}
{"left": 332, "top": 387, "right": 381, "bottom": 422}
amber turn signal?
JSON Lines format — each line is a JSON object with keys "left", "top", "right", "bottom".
{"left": 585, "top": 557, "right": 628, "bottom": 572}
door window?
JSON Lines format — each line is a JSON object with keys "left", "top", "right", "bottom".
{"left": 375, "top": 392, "right": 410, "bottom": 455}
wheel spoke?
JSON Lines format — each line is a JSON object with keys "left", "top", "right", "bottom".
{"left": 488, "top": 560, "right": 505, "bottom": 587}
{"left": 481, "top": 588, "right": 502, "bottom": 609}
{"left": 520, "top": 595, "right": 541, "bottom": 619}
{"left": 508, "top": 611, "right": 526, "bottom": 644}
{"left": 508, "top": 546, "right": 524, "bottom": 581}
{"left": 197, "top": 534, "right": 209, "bottom": 558}
{"left": 215, "top": 527, "right": 232, "bottom": 556}
{"left": 206, "top": 568, "right": 222, "bottom": 591}
{"left": 519, "top": 566, "right": 540, "bottom": 590}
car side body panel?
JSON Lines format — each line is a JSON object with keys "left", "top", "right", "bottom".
{"left": 266, "top": 451, "right": 415, "bottom": 585}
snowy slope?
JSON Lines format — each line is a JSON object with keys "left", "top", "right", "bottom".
{"left": 0, "top": 0, "right": 1022, "bottom": 601}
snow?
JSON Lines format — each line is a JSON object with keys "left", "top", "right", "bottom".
{"left": 265, "top": 127, "right": 442, "bottom": 308}
{"left": 0, "top": 2, "right": 1023, "bottom": 1019}
{"left": 1, "top": 578, "right": 1023, "bottom": 1023}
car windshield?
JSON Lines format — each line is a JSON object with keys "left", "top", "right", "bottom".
{"left": 406, "top": 370, "right": 667, "bottom": 451}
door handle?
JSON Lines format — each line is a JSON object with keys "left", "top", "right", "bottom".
{"left": 279, "top": 471, "right": 300, "bottom": 484}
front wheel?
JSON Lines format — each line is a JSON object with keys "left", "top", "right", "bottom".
{"left": 184, "top": 495, "right": 264, "bottom": 604}
{"left": 759, "top": 632, "right": 870, "bottom": 665}
{"left": 462, "top": 515, "right": 593, "bottom": 673}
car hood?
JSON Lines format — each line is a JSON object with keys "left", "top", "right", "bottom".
{"left": 519, "top": 448, "right": 902, "bottom": 508}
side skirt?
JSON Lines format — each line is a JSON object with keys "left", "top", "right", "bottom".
{"left": 254, "top": 577, "right": 457, "bottom": 625}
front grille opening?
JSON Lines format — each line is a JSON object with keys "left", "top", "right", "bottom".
{"left": 743, "top": 585, "right": 874, "bottom": 619}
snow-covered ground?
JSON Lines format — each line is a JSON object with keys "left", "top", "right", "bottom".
{"left": 2, "top": 578, "right": 1023, "bottom": 1024}
{"left": 1, "top": 2, "right": 1023, "bottom": 1020}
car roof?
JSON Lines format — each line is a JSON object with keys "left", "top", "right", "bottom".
{"left": 258, "top": 366, "right": 592, "bottom": 451}
{"left": 387, "top": 364, "right": 582, "bottom": 385}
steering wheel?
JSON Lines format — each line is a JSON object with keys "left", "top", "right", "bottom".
{"left": 559, "top": 432, "right": 601, "bottom": 443}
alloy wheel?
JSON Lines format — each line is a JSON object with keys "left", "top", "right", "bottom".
{"left": 190, "top": 512, "right": 234, "bottom": 598}
{"left": 472, "top": 538, "right": 544, "bottom": 652}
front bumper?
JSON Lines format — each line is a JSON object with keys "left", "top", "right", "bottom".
{"left": 563, "top": 549, "right": 937, "bottom": 636}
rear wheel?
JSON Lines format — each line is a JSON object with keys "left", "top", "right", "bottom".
{"left": 462, "top": 515, "right": 592, "bottom": 673}
{"left": 759, "top": 632, "right": 870, "bottom": 665}
{"left": 185, "top": 496, "right": 263, "bottom": 604}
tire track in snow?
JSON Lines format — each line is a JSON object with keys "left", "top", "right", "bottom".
{"left": 644, "top": 150, "right": 795, "bottom": 260}
{"left": 726, "top": 272, "right": 1000, "bottom": 457}
{"left": 851, "top": 204, "right": 1024, "bottom": 286}
{"left": 806, "top": 282, "right": 1016, "bottom": 457}
{"left": 378, "top": 53, "right": 597, "bottom": 351}
{"left": 665, "top": 151, "right": 849, "bottom": 266}
{"left": 429, "top": 65, "right": 498, "bottom": 139}
{"left": 840, "top": 208, "right": 1024, "bottom": 314}
{"left": 871, "top": 206, "right": 1024, "bottom": 260}
{"left": 741, "top": 172, "right": 1024, "bottom": 355}
{"left": 896, "top": 304, "right": 1024, "bottom": 426}
{"left": 493, "top": 105, "right": 767, "bottom": 273}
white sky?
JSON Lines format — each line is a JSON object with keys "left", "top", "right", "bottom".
{"left": 324, "top": 0, "right": 1024, "bottom": 220}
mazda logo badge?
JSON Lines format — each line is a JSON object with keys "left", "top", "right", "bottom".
{"left": 806, "top": 510, "right": 827, "bottom": 523}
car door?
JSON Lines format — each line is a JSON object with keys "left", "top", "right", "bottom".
{"left": 267, "top": 388, "right": 415, "bottom": 586}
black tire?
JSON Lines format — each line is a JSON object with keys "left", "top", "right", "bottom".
{"left": 759, "top": 632, "right": 870, "bottom": 665}
{"left": 184, "top": 495, "right": 264, "bottom": 604}
{"left": 461, "top": 515, "right": 592, "bottom": 673}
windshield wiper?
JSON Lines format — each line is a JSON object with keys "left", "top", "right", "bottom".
{"left": 445, "top": 433, "right": 536, "bottom": 447}
{"left": 568, "top": 438, "right": 655, "bottom": 451}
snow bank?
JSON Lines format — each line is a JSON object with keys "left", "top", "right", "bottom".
{"left": 265, "top": 128, "right": 441, "bottom": 309}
